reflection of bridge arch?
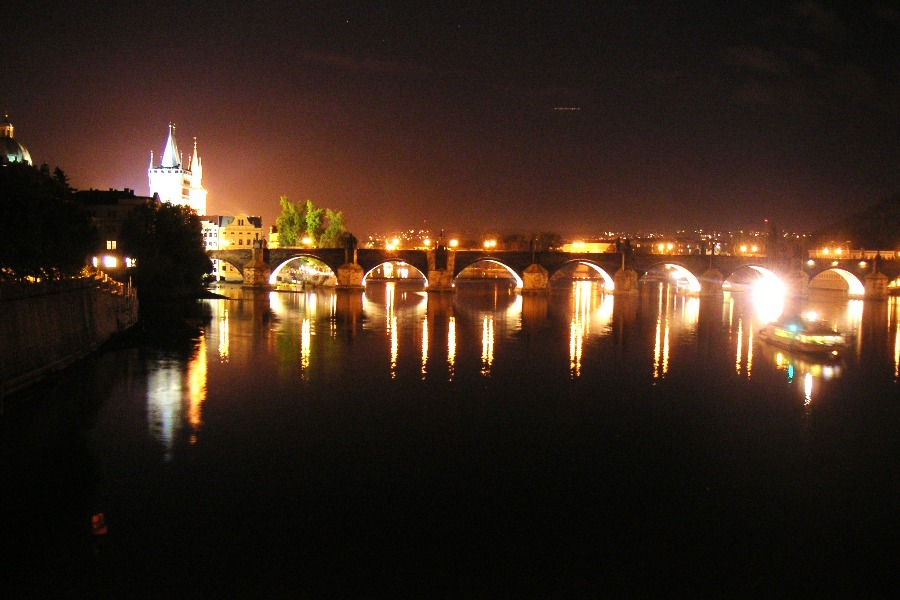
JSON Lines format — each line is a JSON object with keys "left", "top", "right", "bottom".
{"left": 549, "top": 260, "right": 616, "bottom": 290}
{"left": 808, "top": 268, "right": 865, "bottom": 297}
{"left": 456, "top": 259, "right": 524, "bottom": 289}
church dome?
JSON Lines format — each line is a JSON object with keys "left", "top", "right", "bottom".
{"left": 1, "top": 115, "right": 33, "bottom": 166}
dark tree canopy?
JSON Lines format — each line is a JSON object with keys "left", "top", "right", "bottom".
{"left": 0, "top": 162, "right": 98, "bottom": 280}
{"left": 119, "top": 201, "right": 212, "bottom": 297}
{"left": 813, "top": 193, "right": 900, "bottom": 250}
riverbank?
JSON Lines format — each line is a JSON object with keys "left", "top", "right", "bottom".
{"left": 0, "top": 277, "right": 138, "bottom": 413}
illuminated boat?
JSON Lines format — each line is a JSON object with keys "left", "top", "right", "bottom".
{"left": 758, "top": 318, "right": 848, "bottom": 356}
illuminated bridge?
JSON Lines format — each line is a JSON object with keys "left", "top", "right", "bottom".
{"left": 208, "top": 246, "right": 900, "bottom": 299}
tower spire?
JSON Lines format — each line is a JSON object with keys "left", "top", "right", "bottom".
{"left": 160, "top": 122, "right": 180, "bottom": 168}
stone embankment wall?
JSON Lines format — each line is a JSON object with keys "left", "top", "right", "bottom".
{"left": 0, "top": 275, "right": 138, "bottom": 409}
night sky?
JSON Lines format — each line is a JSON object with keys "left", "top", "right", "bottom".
{"left": 5, "top": 1, "right": 898, "bottom": 237}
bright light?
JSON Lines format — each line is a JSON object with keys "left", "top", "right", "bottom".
{"left": 483, "top": 239, "right": 496, "bottom": 249}
{"left": 807, "top": 259, "right": 815, "bottom": 266}
{"left": 301, "top": 236, "right": 312, "bottom": 245}
{"left": 449, "top": 239, "right": 459, "bottom": 248}
{"left": 392, "top": 238, "right": 400, "bottom": 247}
{"left": 740, "top": 245, "right": 748, "bottom": 253}
{"left": 751, "top": 245, "right": 758, "bottom": 253}
{"left": 103, "top": 255, "right": 117, "bottom": 268}
{"left": 657, "top": 243, "right": 665, "bottom": 252}
{"left": 423, "top": 238, "right": 431, "bottom": 247}
{"left": 752, "top": 273, "right": 786, "bottom": 323}
{"left": 835, "top": 248, "right": 843, "bottom": 256}
{"left": 859, "top": 261, "right": 867, "bottom": 268}
{"left": 804, "top": 311, "right": 818, "bottom": 322}
{"left": 822, "top": 248, "right": 829, "bottom": 255}
{"left": 667, "top": 243, "right": 674, "bottom": 251}
{"left": 221, "top": 240, "right": 230, "bottom": 247}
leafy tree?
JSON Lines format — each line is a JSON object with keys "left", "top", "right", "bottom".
{"left": 319, "top": 209, "right": 347, "bottom": 248}
{"left": 275, "top": 197, "right": 351, "bottom": 248}
{"left": 276, "top": 195, "right": 304, "bottom": 247}
{"left": 304, "top": 199, "right": 324, "bottom": 242}
{"left": 119, "top": 201, "right": 211, "bottom": 297}
{"left": 0, "top": 162, "right": 97, "bottom": 280}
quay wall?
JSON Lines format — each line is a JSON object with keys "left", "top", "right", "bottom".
{"left": 0, "top": 276, "right": 138, "bottom": 409}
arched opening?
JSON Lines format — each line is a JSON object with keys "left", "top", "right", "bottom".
{"left": 363, "top": 261, "right": 427, "bottom": 287}
{"left": 641, "top": 263, "right": 702, "bottom": 294}
{"left": 723, "top": 265, "right": 785, "bottom": 323}
{"left": 549, "top": 261, "right": 615, "bottom": 291}
{"left": 809, "top": 268, "right": 865, "bottom": 298}
{"left": 455, "top": 259, "right": 523, "bottom": 290}
{"left": 269, "top": 256, "right": 336, "bottom": 288}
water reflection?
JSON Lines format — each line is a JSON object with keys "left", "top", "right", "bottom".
{"left": 146, "top": 335, "right": 207, "bottom": 459}
{"left": 198, "top": 283, "right": 897, "bottom": 407}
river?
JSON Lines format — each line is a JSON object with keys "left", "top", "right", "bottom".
{"left": 3, "top": 282, "right": 899, "bottom": 596}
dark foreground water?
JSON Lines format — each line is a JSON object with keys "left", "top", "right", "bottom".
{"left": 3, "top": 283, "right": 900, "bottom": 597}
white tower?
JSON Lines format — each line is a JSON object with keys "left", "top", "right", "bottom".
{"left": 148, "top": 124, "right": 207, "bottom": 215}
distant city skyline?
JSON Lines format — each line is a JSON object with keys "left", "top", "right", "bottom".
{"left": 5, "top": 2, "right": 898, "bottom": 238}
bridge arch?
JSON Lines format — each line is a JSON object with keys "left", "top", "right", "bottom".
{"left": 455, "top": 258, "right": 524, "bottom": 289}
{"left": 808, "top": 268, "right": 865, "bottom": 297}
{"left": 640, "top": 262, "right": 703, "bottom": 294}
{"left": 548, "top": 260, "right": 615, "bottom": 290}
{"left": 269, "top": 254, "right": 337, "bottom": 286}
{"left": 361, "top": 260, "right": 427, "bottom": 285}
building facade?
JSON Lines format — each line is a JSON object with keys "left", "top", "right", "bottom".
{"left": 74, "top": 188, "right": 159, "bottom": 274}
{"left": 202, "top": 214, "right": 264, "bottom": 282}
{"left": 148, "top": 124, "right": 207, "bottom": 215}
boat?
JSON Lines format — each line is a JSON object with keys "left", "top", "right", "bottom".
{"left": 758, "top": 317, "right": 848, "bottom": 356}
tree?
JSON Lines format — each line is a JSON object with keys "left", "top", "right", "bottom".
{"left": 119, "top": 201, "right": 211, "bottom": 297}
{"left": 276, "top": 195, "right": 304, "bottom": 247}
{"left": 304, "top": 199, "right": 324, "bottom": 242}
{"left": 319, "top": 209, "right": 347, "bottom": 248}
{"left": 275, "top": 197, "right": 351, "bottom": 248}
{"left": 0, "top": 162, "right": 97, "bottom": 280}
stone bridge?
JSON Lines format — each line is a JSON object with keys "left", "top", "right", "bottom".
{"left": 208, "top": 246, "right": 900, "bottom": 299}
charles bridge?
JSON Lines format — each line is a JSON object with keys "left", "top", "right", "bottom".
{"left": 209, "top": 244, "right": 900, "bottom": 299}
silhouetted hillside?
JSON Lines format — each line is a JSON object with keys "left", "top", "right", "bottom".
{"left": 813, "top": 193, "right": 900, "bottom": 249}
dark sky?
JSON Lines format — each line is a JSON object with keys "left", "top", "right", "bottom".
{"left": 5, "top": 1, "right": 899, "bottom": 238}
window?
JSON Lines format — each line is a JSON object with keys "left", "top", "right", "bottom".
{"left": 106, "top": 240, "right": 117, "bottom": 250}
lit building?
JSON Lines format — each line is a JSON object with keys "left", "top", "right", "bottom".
{"left": 148, "top": 124, "right": 207, "bottom": 215}
{"left": 203, "top": 214, "right": 263, "bottom": 282}
{"left": 1, "top": 114, "right": 32, "bottom": 165}
{"left": 74, "top": 188, "right": 159, "bottom": 274}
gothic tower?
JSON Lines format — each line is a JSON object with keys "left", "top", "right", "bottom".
{"left": 148, "top": 123, "right": 207, "bottom": 215}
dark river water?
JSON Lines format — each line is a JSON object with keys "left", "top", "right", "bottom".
{"left": 3, "top": 282, "right": 900, "bottom": 597}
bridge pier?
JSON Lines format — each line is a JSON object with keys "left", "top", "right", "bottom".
{"left": 700, "top": 268, "right": 723, "bottom": 296}
{"left": 242, "top": 243, "right": 272, "bottom": 289}
{"left": 336, "top": 262, "right": 365, "bottom": 290}
{"left": 521, "top": 264, "right": 549, "bottom": 293}
{"left": 612, "top": 268, "right": 639, "bottom": 295}
{"left": 426, "top": 248, "right": 455, "bottom": 292}
{"left": 865, "top": 271, "right": 889, "bottom": 300}
{"left": 783, "top": 270, "right": 810, "bottom": 298}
